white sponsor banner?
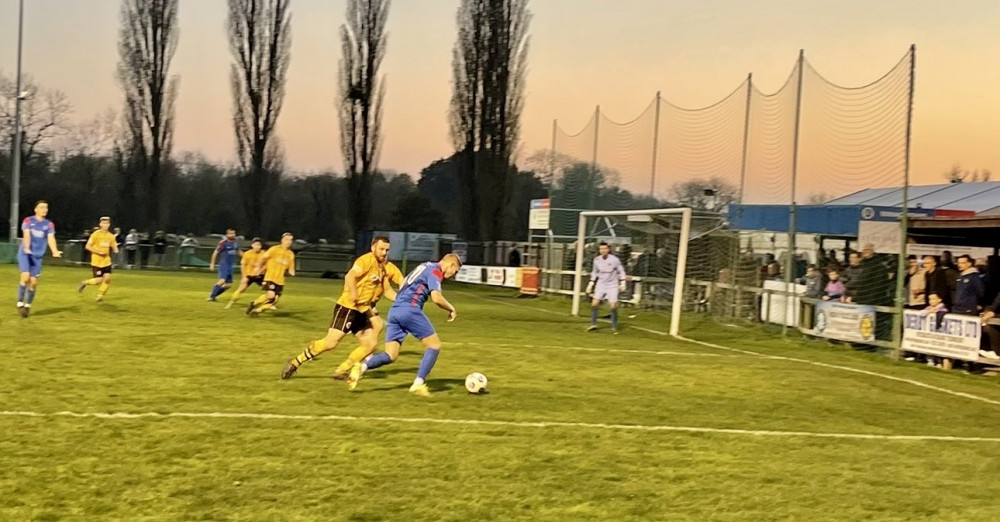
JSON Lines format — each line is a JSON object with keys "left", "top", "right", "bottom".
{"left": 759, "top": 280, "right": 804, "bottom": 327}
{"left": 486, "top": 267, "right": 505, "bottom": 286}
{"left": 812, "top": 301, "right": 876, "bottom": 343}
{"left": 504, "top": 267, "right": 521, "bottom": 288}
{"left": 902, "top": 310, "right": 981, "bottom": 361}
{"left": 456, "top": 265, "right": 482, "bottom": 284}
{"left": 857, "top": 221, "right": 900, "bottom": 254}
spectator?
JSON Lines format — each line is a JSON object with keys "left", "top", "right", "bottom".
{"left": 975, "top": 257, "right": 990, "bottom": 305}
{"left": 139, "top": 232, "right": 152, "bottom": 268}
{"left": 803, "top": 264, "right": 823, "bottom": 299}
{"left": 180, "top": 233, "right": 200, "bottom": 266}
{"left": 113, "top": 227, "right": 124, "bottom": 266}
{"left": 922, "top": 292, "right": 949, "bottom": 331}
{"left": 941, "top": 250, "right": 956, "bottom": 271}
{"left": 980, "top": 291, "right": 1000, "bottom": 360}
{"left": 905, "top": 255, "right": 925, "bottom": 308}
{"left": 842, "top": 251, "right": 863, "bottom": 302}
{"left": 922, "top": 255, "right": 953, "bottom": 310}
{"left": 124, "top": 228, "right": 139, "bottom": 267}
{"left": 766, "top": 261, "right": 782, "bottom": 281}
{"left": 823, "top": 268, "right": 845, "bottom": 301}
{"left": 953, "top": 254, "right": 984, "bottom": 315}
{"left": 508, "top": 247, "right": 521, "bottom": 267}
{"left": 152, "top": 231, "right": 168, "bottom": 267}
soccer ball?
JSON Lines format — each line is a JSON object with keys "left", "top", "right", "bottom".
{"left": 465, "top": 372, "right": 488, "bottom": 394}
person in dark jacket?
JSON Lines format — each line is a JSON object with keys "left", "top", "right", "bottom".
{"left": 922, "top": 255, "right": 953, "bottom": 310}
{"left": 953, "top": 254, "right": 984, "bottom": 315}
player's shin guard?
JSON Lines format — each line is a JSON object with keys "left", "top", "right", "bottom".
{"left": 590, "top": 306, "right": 599, "bottom": 325}
{"left": 364, "top": 351, "right": 394, "bottom": 371}
{"left": 209, "top": 285, "right": 221, "bottom": 299}
{"left": 17, "top": 284, "right": 25, "bottom": 305}
{"left": 415, "top": 348, "right": 440, "bottom": 382}
{"left": 97, "top": 282, "right": 109, "bottom": 299}
{"left": 216, "top": 285, "right": 229, "bottom": 297}
{"left": 611, "top": 308, "right": 619, "bottom": 329}
{"left": 293, "top": 340, "right": 325, "bottom": 366}
{"left": 25, "top": 288, "right": 36, "bottom": 305}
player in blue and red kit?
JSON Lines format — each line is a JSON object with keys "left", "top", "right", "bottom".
{"left": 208, "top": 228, "right": 242, "bottom": 301}
{"left": 16, "top": 201, "right": 62, "bottom": 317}
{"left": 350, "top": 253, "right": 462, "bottom": 397}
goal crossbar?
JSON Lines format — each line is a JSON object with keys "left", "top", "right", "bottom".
{"left": 571, "top": 208, "right": 692, "bottom": 336}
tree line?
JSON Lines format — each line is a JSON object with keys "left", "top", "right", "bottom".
{"left": 2, "top": 0, "right": 730, "bottom": 245}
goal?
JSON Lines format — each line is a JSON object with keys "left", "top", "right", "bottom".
{"left": 566, "top": 207, "right": 743, "bottom": 337}
{"left": 570, "top": 208, "right": 692, "bottom": 336}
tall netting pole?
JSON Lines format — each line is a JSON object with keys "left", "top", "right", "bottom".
{"left": 650, "top": 92, "right": 661, "bottom": 198}
{"left": 589, "top": 106, "right": 600, "bottom": 210}
{"left": 892, "top": 44, "right": 916, "bottom": 356}
{"left": 784, "top": 50, "right": 805, "bottom": 336}
{"left": 547, "top": 119, "right": 558, "bottom": 292}
{"left": 571, "top": 211, "right": 587, "bottom": 316}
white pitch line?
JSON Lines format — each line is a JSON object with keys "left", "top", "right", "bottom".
{"left": 449, "top": 342, "right": 741, "bottom": 357}
{"left": 2, "top": 410, "right": 998, "bottom": 442}
{"left": 676, "top": 336, "right": 1000, "bottom": 407}
{"left": 457, "top": 290, "right": 1000, "bottom": 407}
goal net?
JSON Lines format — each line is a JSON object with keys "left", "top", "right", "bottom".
{"left": 570, "top": 208, "right": 742, "bottom": 337}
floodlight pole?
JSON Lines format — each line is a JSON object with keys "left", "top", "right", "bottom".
{"left": 589, "top": 105, "right": 600, "bottom": 210}
{"left": 9, "top": 0, "right": 25, "bottom": 243}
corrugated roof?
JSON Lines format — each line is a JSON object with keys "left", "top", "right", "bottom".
{"left": 824, "top": 182, "right": 1000, "bottom": 215}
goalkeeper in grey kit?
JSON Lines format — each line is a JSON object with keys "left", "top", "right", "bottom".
{"left": 586, "top": 241, "right": 627, "bottom": 333}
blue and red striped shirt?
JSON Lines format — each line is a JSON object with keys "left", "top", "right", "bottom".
{"left": 392, "top": 262, "right": 444, "bottom": 310}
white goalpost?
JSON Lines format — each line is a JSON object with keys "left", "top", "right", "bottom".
{"left": 570, "top": 208, "right": 692, "bottom": 336}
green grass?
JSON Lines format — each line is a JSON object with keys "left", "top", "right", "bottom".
{"left": 1, "top": 265, "right": 999, "bottom": 521}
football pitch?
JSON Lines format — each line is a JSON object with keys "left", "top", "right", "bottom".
{"left": 2, "top": 266, "right": 999, "bottom": 521}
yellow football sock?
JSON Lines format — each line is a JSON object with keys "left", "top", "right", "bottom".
{"left": 293, "top": 339, "right": 329, "bottom": 366}
{"left": 97, "top": 282, "right": 109, "bottom": 298}
{"left": 230, "top": 289, "right": 244, "bottom": 301}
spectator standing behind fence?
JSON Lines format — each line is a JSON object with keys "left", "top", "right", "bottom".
{"left": 139, "top": 232, "right": 152, "bottom": 268}
{"left": 124, "top": 229, "right": 139, "bottom": 268}
{"left": 152, "top": 231, "right": 167, "bottom": 267}
{"left": 180, "top": 234, "right": 199, "bottom": 266}
{"left": 953, "top": 255, "right": 984, "bottom": 315}
{"left": 823, "top": 268, "right": 845, "bottom": 301}
{"left": 922, "top": 255, "right": 953, "bottom": 310}
{"left": 508, "top": 247, "right": 520, "bottom": 267}
{"left": 980, "top": 292, "right": 1000, "bottom": 360}
{"left": 905, "top": 255, "right": 926, "bottom": 308}
{"left": 842, "top": 252, "right": 863, "bottom": 302}
{"left": 922, "top": 293, "right": 949, "bottom": 331}
{"left": 113, "top": 227, "right": 124, "bottom": 266}
{"left": 803, "top": 264, "right": 823, "bottom": 299}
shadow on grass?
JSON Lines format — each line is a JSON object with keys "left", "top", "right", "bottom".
{"left": 29, "top": 305, "right": 79, "bottom": 317}
{"left": 362, "top": 377, "right": 465, "bottom": 394}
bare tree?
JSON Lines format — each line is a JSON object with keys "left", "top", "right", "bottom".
{"left": 669, "top": 177, "right": 738, "bottom": 211}
{"left": 227, "top": 0, "right": 292, "bottom": 236}
{"left": 944, "top": 164, "right": 993, "bottom": 184}
{"left": 58, "top": 108, "right": 118, "bottom": 159}
{"left": 807, "top": 192, "right": 831, "bottom": 204}
{"left": 449, "top": 0, "right": 531, "bottom": 241}
{"left": 117, "top": 0, "right": 180, "bottom": 228}
{"left": 0, "top": 72, "right": 72, "bottom": 161}
{"left": 338, "top": 0, "right": 390, "bottom": 237}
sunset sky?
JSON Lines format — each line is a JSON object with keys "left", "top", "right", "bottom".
{"left": 1, "top": 0, "right": 998, "bottom": 190}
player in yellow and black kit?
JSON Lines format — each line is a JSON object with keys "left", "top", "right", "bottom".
{"left": 280, "top": 235, "right": 403, "bottom": 388}
{"left": 77, "top": 217, "right": 120, "bottom": 302}
{"left": 225, "top": 237, "right": 266, "bottom": 309}
{"left": 245, "top": 233, "right": 296, "bottom": 316}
